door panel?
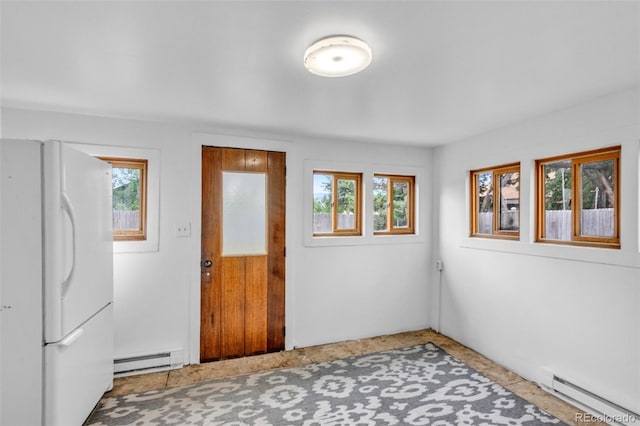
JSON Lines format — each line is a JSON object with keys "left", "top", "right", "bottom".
{"left": 245, "top": 150, "right": 268, "bottom": 172}
{"left": 267, "top": 152, "right": 286, "bottom": 352}
{"left": 220, "top": 256, "right": 245, "bottom": 359}
{"left": 201, "top": 147, "right": 285, "bottom": 361}
{"left": 200, "top": 147, "right": 222, "bottom": 361}
{"left": 245, "top": 256, "right": 268, "bottom": 355}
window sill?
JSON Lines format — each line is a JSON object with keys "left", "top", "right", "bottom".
{"left": 470, "top": 233, "right": 519, "bottom": 241}
{"left": 536, "top": 238, "right": 620, "bottom": 250}
{"left": 460, "top": 236, "right": 639, "bottom": 269}
{"left": 306, "top": 232, "right": 424, "bottom": 248}
{"left": 374, "top": 231, "right": 416, "bottom": 236}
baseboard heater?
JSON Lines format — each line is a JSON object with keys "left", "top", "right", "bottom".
{"left": 114, "top": 350, "right": 184, "bottom": 377}
{"left": 538, "top": 368, "right": 639, "bottom": 426}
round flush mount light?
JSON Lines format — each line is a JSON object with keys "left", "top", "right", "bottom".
{"left": 303, "top": 35, "right": 372, "bottom": 77}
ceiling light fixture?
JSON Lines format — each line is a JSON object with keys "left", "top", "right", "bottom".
{"left": 304, "top": 35, "right": 372, "bottom": 78}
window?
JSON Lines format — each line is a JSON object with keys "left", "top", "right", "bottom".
{"left": 536, "top": 146, "right": 620, "bottom": 248}
{"left": 222, "top": 171, "right": 266, "bottom": 255}
{"left": 99, "top": 157, "right": 148, "bottom": 241}
{"left": 373, "top": 174, "right": 415, "bottom": 234}
{"left": 313, "top": 171, "right": 362, "bottom": 236}
{"left": 470, "top": 163, "right": 520, "bottom": 239}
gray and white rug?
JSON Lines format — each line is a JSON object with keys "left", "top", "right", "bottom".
{"left": 86, "top": 342, "right": 566, "bottom": 425}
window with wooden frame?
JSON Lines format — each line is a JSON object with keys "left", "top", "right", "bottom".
{"left": 313, "top": 171, "right": 362, "bottom": 236}
{"left": 470, "top": 163, "right": 520, "bottom": 239}
{"left": 536, "top": 146, "right": 620, "bottom": 248}
{"left": 99, "top": 157, "right": 148, "bottom": 241}
{"left": 373, "top": 174, "right": 415, "bottom": 235}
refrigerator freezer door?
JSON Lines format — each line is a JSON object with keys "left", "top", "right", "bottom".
{"left": 44, "top": 303, "right": 113, "bottom": 425}
{"left": 43, "top": 142, "right": 113, "bottom": 343}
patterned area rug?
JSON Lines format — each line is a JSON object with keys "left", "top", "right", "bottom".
{"left": 86, "top": 342, "right": 566, "bottom": 425}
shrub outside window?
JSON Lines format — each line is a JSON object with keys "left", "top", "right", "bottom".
{"left": 536, "top": 146, "right": 620, "bottom": 248}
{"left": 99, "top": 157, "right": 148, "bottom": 241}
{"left": 313, "top": 171, "right": 362, "bottom": 236}
{"left": 373, "top": 174, "right": 415, "bottom": 234}
{"left": 470, "top": 163, "right": 520, "bottom": 239}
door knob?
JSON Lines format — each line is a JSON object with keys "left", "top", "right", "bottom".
{"left": 202, "top": 259, "right": 213, "bottom": 278}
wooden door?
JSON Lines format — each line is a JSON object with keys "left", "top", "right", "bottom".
{"left": 200, "top": 147, "right": 285, "bottom": 362}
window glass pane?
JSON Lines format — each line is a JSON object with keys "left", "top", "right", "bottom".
{"left": 536, "top": 147, "right": 620, "bottom": 248}
{"left": 313, "top": 173, "right": 332, "bottom": 233}
{"left": 498, "top": 172, "right": 519, "bottom": 231}
{"left": 543, "top": 160, "right": 572, "bottom": 240}
{"left": 373, "top": 176, "right": 388, "bottom": 231}
{"left": 580, "top": 159, "right": 615, "bottom": 237}
{"left": 222, "top": 172, "right": 266, "bottom": 255}
{"left": 476, "top": 171, "right": 493, "bottom": 234}
{"left": 336, "top": 178, "right": 356, "bottom": 230}
{"left": 112, "top": 166, "right": 141, "bottom": 232}
{"left": 99, "top": 156, "right": 148, "bottom": 241}
{"left": 393, "top": 181, "right": 409, "bottom": 228}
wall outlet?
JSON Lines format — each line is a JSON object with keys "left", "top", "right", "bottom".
{"left": 175, "top": 223, "right": 191, "bottom": 238}
{"left": 435, "top": 259, "right": 444, "bottom": 271}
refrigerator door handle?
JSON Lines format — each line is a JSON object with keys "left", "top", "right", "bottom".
{"left": 56, "top": 328, "right": 84, "bottom": 347}
{"left": 61, "top": 192, "right": 77, "bottom": 296}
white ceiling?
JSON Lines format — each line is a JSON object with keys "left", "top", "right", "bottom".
{"left": 1, "top": 1, "right": 638, "bottom": 146}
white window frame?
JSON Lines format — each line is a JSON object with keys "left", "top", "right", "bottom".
{"left": 69, "top": 143, "right": 160, "bottom": 253}
{"left": 304, "top": 159, "right": 425, "bottom": 247}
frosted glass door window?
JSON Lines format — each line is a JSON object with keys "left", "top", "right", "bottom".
{"left": 222, "top": 172, "right": 267, "bottom": 256}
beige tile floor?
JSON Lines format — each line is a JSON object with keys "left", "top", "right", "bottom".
{"left": 105, "top": 329, "right": 605, "bottom": 426}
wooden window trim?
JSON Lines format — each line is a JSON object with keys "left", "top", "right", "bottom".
{"left": 493, "top": 165, "right": 520, "bottom": 237}
{"left": 373, "top": 174, "right": 415, "bottom": 235}
{"left": 313, "top": 171, "right": 362, "bottom": 237}
{"left": 99, "top": 156, "right": 148, "bottom": 241}
{"left": 535, "top": 146, "right": 620, "bottom": 249}
{"left": 470, "top": 162, "right": 520, "bottom": 240}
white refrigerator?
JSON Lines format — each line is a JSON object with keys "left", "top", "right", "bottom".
{"left": 0, "top": 140, "right": 114, "bottom": 425}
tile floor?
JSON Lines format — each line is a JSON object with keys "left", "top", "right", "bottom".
{"left": 105, "top": 329, "right": 605, "bottom": 426}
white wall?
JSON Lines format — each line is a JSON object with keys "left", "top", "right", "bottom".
{"left": 191, "top": 132, "right": 433, "bottom": 354}
{"left": 8, "top": 88, "right": 636, "bottom": 414}
{"left": 432, "top": 88, "right": 640, "bottom": 412}
{"left": 0, "top": 108, "right": 432, "bottom": 365}
{"left": 1, "top": 111, "right": 194, "bottom": 360}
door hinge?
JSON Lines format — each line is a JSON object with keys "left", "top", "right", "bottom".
{"left": 283, "top": 326, "right": 286, "bottom": 337}
{"left": 284, "top": 247, "right": 286, "bottom": 257}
